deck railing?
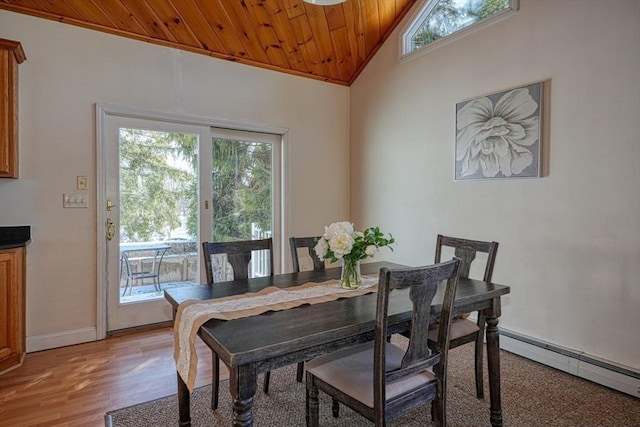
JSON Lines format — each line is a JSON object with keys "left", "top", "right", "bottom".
{"left": 250, "top": 223, "right": 272, "bottom": 277}
{"left": 120, "top": 240, "right": 198, "bottom": 288}
{"left": 123, "top": 223, "right": 272, "bottom": 291}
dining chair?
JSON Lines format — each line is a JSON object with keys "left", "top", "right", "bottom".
{"left": 289, "top": 236, "right": 325, "bottom": 383}
{"left": 202, "top": 238, "right": 274, "bottom": 410}
{"left": 305, "top": 259, "right": 461, "bottom": 427}
{"left": 429, "top": 234, "right": 499, "bottom": 399}
{"left": 289, "top": 236, "right": 325, "bottom": 273}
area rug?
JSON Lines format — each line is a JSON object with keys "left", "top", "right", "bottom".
{"left": 106, "top": 340, "right": 640, "bottom": 426}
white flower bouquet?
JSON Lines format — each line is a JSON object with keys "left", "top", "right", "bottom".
{"left": 314, "top": 221, "right": 395, "bottom": 289}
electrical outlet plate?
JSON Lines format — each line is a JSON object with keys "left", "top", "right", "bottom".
{"left": 63, "top": 193, "right": 88, "bottom": 208}
{"left": 77, "top": 176, "right": 88, "bottom": 190}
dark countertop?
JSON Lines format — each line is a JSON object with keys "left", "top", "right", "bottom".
{"left": 0, "top": 226, "right": 31, "bottom": 249}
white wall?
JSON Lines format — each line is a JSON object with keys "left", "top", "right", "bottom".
{"left": 0, "top": 11, "right": 350, "bottom": 347}
{"left": 351, "top": 0, "right": 640, "bottom": 369}
{"left": 1, "top": 1, "right": 638, "bottom": 372}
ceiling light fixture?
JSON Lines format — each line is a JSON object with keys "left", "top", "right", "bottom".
{"left": 303, "top": 0, "right": 347, "bottom": 5}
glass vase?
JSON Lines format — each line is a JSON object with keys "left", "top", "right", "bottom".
{"left": 340, "top": 258, "right": 362, "bottom": 289}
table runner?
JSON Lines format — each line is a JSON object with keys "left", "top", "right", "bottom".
{"left": 174, "top": 275, "right": 379, "bottom": 391}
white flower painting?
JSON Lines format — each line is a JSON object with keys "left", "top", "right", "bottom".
{"left": 455, "top": 82, "right": 542, "bottom": 180}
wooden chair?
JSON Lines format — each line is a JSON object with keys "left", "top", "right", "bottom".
{"left": 289, "top": 236, "right": 325, "bottom": 273}
{"left": 289, "top": 236, "right": 325, "bottom": 383}
{"left": 305, "top": 259, "right": 461, "bottom": 427}
{"left": 202, "top": 238, "right": 274, "bottom": 410}
{"left": 429, "top": 234, "right": 498, "bottom": 399}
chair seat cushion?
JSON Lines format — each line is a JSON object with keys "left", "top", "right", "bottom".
{"left": 306, "top": 341, "right": 436, "bottom": 408}
{"left": 428, "top": 318, "right": 479, "bottom": 342}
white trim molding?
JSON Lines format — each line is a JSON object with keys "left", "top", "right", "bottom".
{"left": 26, "top": 327, "right": 97, "bottom": 353}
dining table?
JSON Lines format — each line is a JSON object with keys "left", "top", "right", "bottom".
{"left": 164, "top": 261, "right": 511, "bottom": 427}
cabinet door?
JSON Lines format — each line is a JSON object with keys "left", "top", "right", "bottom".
{"left": 0, "top": 39, "right": 25, "bottom": 178}
{"left": 0, "top": 248, "right": 25, "bottom": 372}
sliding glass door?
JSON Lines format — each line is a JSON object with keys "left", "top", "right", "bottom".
{"left": 101, "top": 112, "right": 282, "bottom": 332}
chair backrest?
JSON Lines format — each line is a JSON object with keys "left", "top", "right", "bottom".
{"left": 202, "top": 238, "right": 274, "bottom": 284}
{"left": 434, "top": 234, "right": 498, "bottom": 282}
{"left": 289, "top": 236, "right": 325, "bottom": 272}
{"left": 374, "top": 259, "right": 461, "bottom": 414}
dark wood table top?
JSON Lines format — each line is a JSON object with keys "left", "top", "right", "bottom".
{"left": 165, "top": 261, "right": 510, "bottom": 369}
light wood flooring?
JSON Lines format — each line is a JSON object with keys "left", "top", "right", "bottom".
{"left": 0, "top": 327, "right": 225, "bottom": 427}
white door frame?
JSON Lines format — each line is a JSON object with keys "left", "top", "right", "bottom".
{"left": 95, "top": 104, "right": 289, "bottom": 339}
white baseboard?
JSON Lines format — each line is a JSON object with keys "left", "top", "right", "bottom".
{"left": 499, "top": 329, "right": 639, "bottom": 398}
{"left": 26, "top": 327, "right": 97, "bottom": 353}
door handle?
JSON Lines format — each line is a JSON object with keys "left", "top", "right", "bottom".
{"left": 106, "top": 218, "right": 116, "bottom": 241}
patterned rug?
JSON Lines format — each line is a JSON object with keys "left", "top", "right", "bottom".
{"left": 106, "top": 338, "right": 640, "bottom": 426}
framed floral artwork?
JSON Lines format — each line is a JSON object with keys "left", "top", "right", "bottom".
{"left": 455, "top": 82, "right": 542, "bottom": 180}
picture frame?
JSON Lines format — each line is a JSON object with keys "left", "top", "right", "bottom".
{"left": 455, "top": 81, "right": 543, "bottom": 180}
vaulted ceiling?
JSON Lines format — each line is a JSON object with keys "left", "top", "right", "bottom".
{"left": 0, "top": 0, "right": 418, "bottom": 86}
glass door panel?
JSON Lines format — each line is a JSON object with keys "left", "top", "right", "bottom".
{"left": 105, "top": 115, "right": 208, "bottom": 332}
{"left": 118, "top": 127, "right": 199, "bottom": 302}
{"left": 205, "top": 128, "right": 280, "bottom": 282}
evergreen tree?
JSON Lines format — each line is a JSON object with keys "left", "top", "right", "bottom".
{"left": 208, "top": 138, "right": 272, "bottom": 242}
{"left": 119, "top": 129, "right": 272, "bottom": 244}
{"left": 412, "top": 0, "right": 509, "bottom": 49}
{"left": 119, "top": 129, "right": 196, "bottom": 242}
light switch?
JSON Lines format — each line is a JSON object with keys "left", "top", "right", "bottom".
{"left": 63, "top": 193, "right": 88, "bottom": 208}
{"left": 77, "top": 176, "right": 88, "bottom": 190}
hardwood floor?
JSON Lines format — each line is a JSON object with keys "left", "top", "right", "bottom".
{"left": 0, "top": 327, "right": 224, "bottom": 427}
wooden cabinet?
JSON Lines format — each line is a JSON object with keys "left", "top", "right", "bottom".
{"left": 0, "top": 39, "right": 26, "bottom": 179}
{"left": 0, "top": 246, "right": 25, "bottom": 373}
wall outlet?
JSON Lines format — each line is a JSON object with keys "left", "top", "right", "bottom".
{"left": 77, "top": 176, "right": 88, "bottom": 190}
{"left": 63, "top": 193, "right": 88, "bottom": 208}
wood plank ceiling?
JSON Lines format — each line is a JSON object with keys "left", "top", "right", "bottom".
{"left": 0, "top": 0, "right": 418, "bottom": 86}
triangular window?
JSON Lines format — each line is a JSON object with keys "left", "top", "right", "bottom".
{"left": 402, "top": 0, "right": 519, "bottom": 58}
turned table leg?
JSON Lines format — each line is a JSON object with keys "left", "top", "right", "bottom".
{"left": 230, "top": 365, "right": 258, "bottom": 427}
{"left": 485, "top": 298, "right": 503, "bottom": 427}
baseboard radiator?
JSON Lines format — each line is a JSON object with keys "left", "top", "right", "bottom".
{"left": 499, "top": 329, "right": 639, "bottom": 398}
